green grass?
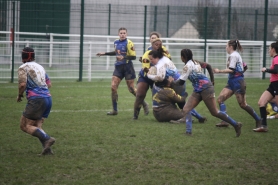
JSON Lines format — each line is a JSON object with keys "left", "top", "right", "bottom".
{"left": 0, "top": 78, "right": 278, "bottom": 185}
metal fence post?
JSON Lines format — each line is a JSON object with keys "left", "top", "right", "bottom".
{"left": 262, "top": 0, "right": 268, "bottom": 79}
{"left": 79, "top": 0, "right": 84, "bottom": 82}
{"left": 11, "top": 1, "right": 15, "bottom": 83}
{"left": 227, "top": 0, "right": 231, "bottom": 39}
{"left": 143, "top": 5, "right": 147, "bottom": 52}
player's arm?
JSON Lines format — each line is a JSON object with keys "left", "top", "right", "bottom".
{"left": 96, "top": 51, "right": 116, "bottom": 57}
{"left": 147, "top": 64, "right": 166, "bottom": 82}
{"left": 165, "top": 88, "right": 185, "bottom": 104}
{"left": 263, "top": 64, "right": 278, "bottom": 74}
{"left": 162, "top": 46, "right": 172, "bottom": 60}
{"left": 46, "top": 73, "right": 52, "bottom": 88}
{"left": 17, "top": 82, "right": 26, "bottom": 102}
{"left": 17, "top": 68, "right": 26, "bottom": 102}
{"left": 126, "top": 39, "right": 136, "bottom": 60}
{"left": 243, "top": 62, "right": 248, "bottom": 72}
{"left": 199, "top": 60, "right": 214, "bottom": 85}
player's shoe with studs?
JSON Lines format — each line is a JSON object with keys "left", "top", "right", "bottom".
{"left": 107, "top": 111, "right": 118, "bottom": 115}
{"left": 41, "top": 137, "right": 56, "bottom": 155}
{"left": 170, "top": 117, "right": 185, "bottom": 124}
{"left": 253, "top": 126, "right": 268, "bottom": 132}
{"left": 233, "top": 122, "right": 242, "bottom": 137}
{"left": 143, "top": 102, "right": 149, "bottom": 115}
{"left": 198, "top": 117, "right": 207, "bottom": 123}
{"left": 216, "top": 120, "right": 229, "bottom": 127}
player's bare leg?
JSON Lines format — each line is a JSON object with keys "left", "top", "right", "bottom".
{"left": 133, "top": 82, "right": 149, "bottom": 119}
{"left": 216, "top": 88, "right": 233, "bottom": 127}
{"left": 20, "top": 116, "right": 55, "bottom": 154}
{"left": 107, "top": 76, "right": 121, "bottom": 115}
{"left": 126, "top": 80, "right": 149, "bottom": 119}
{"left": 235, "top": 93, "right": 261, "bottom": 128}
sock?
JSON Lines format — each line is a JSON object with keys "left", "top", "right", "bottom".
{"left": 217, "top": 111, "right": 237, "bottom": 126}
{"left": 190, "top": 109, "right": 202, "bottom": 119}
{"left": 219, "top": 103, "right": 226, "bottom": 113}
{"left": 32, "top": 128, "right": 50, "bottom": 146}
{"left": 243, "top": 105, "right": 260, "bottom": 121}
{"left": 112, "top": 93, "right": 118, "bottom": 111}
{"left": 260, "top": 107, "right": 267, "bottom": 126}
{"left": 185, "top": 113, "right": 192, "bottom": 133}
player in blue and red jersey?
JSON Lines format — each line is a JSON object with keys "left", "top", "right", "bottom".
{"left": 254, "top": 40, "right": 278, "bottom": 132}
{"left": 174, "top": 48, "right": 242, "bottom": 137}
{"left": 213, "top": 39, "right": 261, "bottom": 129}
{"left": 17, "top": 47, "right": 55, "bottom": 155}
{"left": 97, "top": 27, "right": 148, "bottom": 115}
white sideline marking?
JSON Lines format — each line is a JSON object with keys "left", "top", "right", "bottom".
{"left": 51, "top": 109, "right": 133, "bottom": 113}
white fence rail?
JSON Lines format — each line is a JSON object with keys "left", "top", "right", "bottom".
{"left": 0, "top": 31, "right": 272, "bottom": 82}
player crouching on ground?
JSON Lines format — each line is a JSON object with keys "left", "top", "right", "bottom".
{"left": 17, "top": 47, "right": 55, "bottom": 155}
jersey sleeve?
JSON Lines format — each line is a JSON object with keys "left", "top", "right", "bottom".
{"left": 179, "top": 63, "right": 192, "bottom": 81}
{"left": 126, "top": 39, "right": 136, "bottom": 57}
{"left": 165, "top": 88, "right": 185, "bottom": 103}
{"left": 45, "top": 73, "right": 51, "bottom": 86}
{"left": 228, "top": 55, "right": 237, "bottom": 69}
{"left": 162, "top": 46, "right": 171, "bottom": 59}
{"left": 18, "top": 67, "right": 27, "bottom": 83}
{"left": 147, "top": 62, "right": 166, "bottom": 82}
{"left": 141, "top": 50, "right": 151, "bottom": 69}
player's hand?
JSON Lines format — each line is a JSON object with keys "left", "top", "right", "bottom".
{"left": 143, "top": 67, "right": 149, "bottom": 73}
{"left": 211, "top": 81, "right": 215, "bottom": 86}
{"left": 139, "top": 57, "right": 142, "bottom": 63}
{"left": 96, "top": 53, "right": 104, "bottom": 57}
{"left": 261, "top": 67, "right": 267, "bottom": 72}
{"left": 17, "top": 94, "right": 23, "bottom": 102}
{"left": 213, "top": 68, "right": 220, "bottom": 73}
{"left": 116, "top": 55, "right": 124, "bottom": 61}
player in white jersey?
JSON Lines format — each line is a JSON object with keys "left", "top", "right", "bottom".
{"left": 17, "top": 47, "right": 55, "bottom": 155}
{"left": 174, "top": 49, "right": 242, "bottom": 137}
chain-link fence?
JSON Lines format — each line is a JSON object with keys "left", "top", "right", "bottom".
{"left": 0, "top": 0, "right": 277, "bottom": 82}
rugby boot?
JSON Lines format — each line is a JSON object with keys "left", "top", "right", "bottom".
{"left": 215, "top": 120, "right": 229, "bottom": 127}
{"left": 198, "top": 117, "right": 207, "bottom": 123}
{"left": 170, "top": 117, "right": 185, "bottom": 124}
{"left": 142, "top": 102, "right": 149, "bottom": 115}
{"left": 233, "top": 122, "right": 242, "bottom": 137}
{"left": 107, "top": 110, "right": 118, "bottom": 115}
{"left": 253, "top": 126, "right": 268, "bottom": 132}
{"left": 39, "top": 148, "right": 54, "bottom": 156}
{"left": 41, "top": 137, "right": 56, "bottom": 155}
{"left": 185, "top": 132, "right": 192, "bottom": 136}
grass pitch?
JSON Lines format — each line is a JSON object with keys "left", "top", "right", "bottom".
{"left": 0, "top": 78, "right": 278, "bottom": 185}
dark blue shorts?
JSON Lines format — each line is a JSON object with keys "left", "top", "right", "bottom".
{"left": 23, "top": 97, "right": 52, "bottom": 120}
{"left": 113, "top": 62, "right": 136, "bottom": 80}
{"left": 137, "top": 69, "right": 154, "bottom": 88}
{"left": 225, "top": 77, "right": 246, "bottom": 94}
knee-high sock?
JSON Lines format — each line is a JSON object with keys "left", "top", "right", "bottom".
{"left": 190, "top": 109, "right": 202, "bottom": 119}
{"left": 219, "top": 103, "right": 226, "bottom": 113}
{"left": 112, "top": 93, "right": 118, "bottom": 111}
{"left": 260, "top": 107, "right": 267, "bottom": 126}
{"left": 185, "top": 113, "right": 193, "bottom": 133}
{"left": 32, "top": 128, "right": 50, "bottom": 146}
{"left": 216, "top": 111, "right": 237, "bottom": 126}
{"left": 242, "top": 105, "right": 260, "bottom": 121}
